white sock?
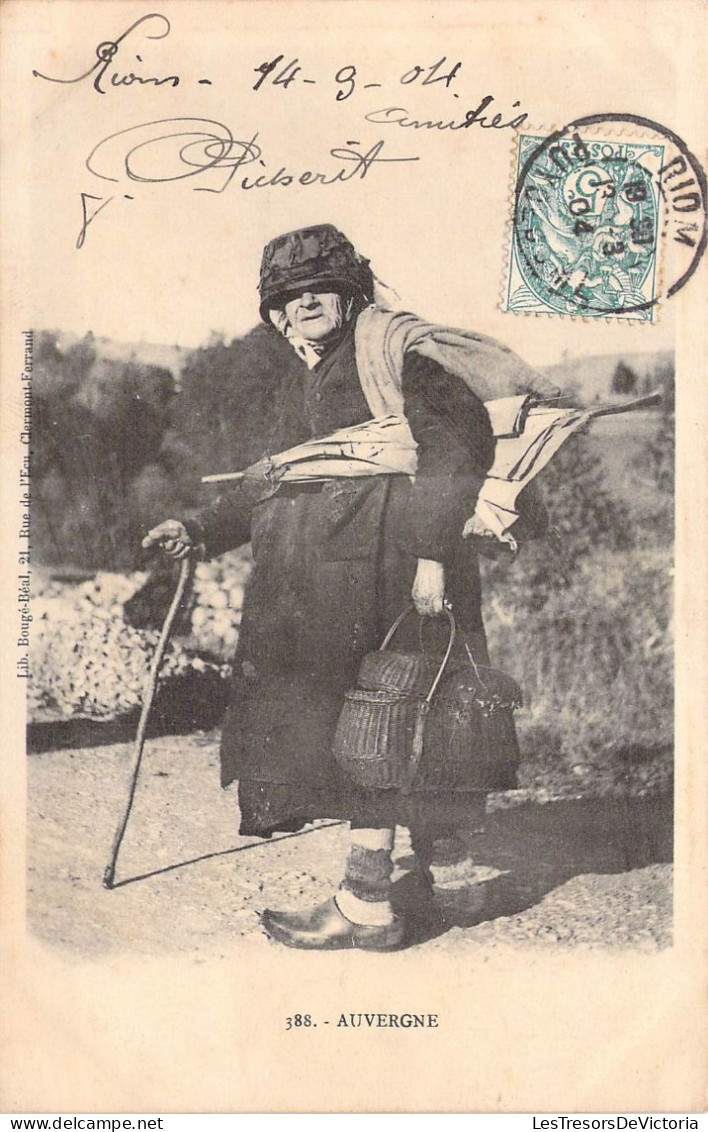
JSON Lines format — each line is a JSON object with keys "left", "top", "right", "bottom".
{"left": 350, "top": 827, "right": 395, "bottom": 851}
{"left": 335, "top": 888, "right": 396, "bottom": 927}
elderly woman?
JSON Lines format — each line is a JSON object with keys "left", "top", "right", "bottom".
{"left": 144, "top": 224, "right": 527, "bottom": 950}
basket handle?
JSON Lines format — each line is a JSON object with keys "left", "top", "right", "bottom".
{"left": 407, "top": 623, "right": 456, "bottom": 790}
{"left": 379, "top": 604, "right": 456, "bottom": 706}
{"left": 424, "top": 608, "right": 456, "bottom": 706}
{"left": 380, "top": 605, "right": 457, "bottom": 794}
{"left": 461, "top": 633, "right": 491, "bottom": 693}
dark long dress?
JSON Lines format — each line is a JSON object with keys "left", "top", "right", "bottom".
{"left": 186, "top": 317, "right": 516, "bottom": 838}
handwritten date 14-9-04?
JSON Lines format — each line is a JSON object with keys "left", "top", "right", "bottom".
{"left": 31, "top": 10, "right": 525, "bottom": 123}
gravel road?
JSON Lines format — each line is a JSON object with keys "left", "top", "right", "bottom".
{"left": 27, "top": 731, "right": 673, "bottom": 958}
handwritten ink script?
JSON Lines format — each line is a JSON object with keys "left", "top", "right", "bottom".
{"left": 30, "top": 10, "right": 530, "bottom": 247}
{"left": 76, "top": 123, "right": 419, "bottom": 247}
{"left": 31, "top": 10, "right": 528, "bottom": 124}
{"left": 249, "top": 53, "right": 528, "bottom": 131}
{"left": 84, "top": 122, "right": 418, "bottom": 189}
{"left": 32, "top": 14, "right": 181, "bottom": 93}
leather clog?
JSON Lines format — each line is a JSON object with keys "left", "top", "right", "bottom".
{"left": 260, "top": 897, "right": 406, "bottom": 951}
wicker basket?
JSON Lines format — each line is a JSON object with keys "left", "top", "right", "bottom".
{"left": 333, "top": 686, "right": 426, "bottom": 789}
{"left": 333, "top": 606, "right": 522, "bottom": 792}
{"left": 419, "top": 667, "right": 521, "bottom": 791}
{"left": 356, "top": 623, "right": 441, "bottom": 695}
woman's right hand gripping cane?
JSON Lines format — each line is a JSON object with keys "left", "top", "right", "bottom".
{"left": 142, "top": 520, "right": 197, "bottom": 560}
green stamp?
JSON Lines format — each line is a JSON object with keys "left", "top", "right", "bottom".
{"left": 506, "top": 130, "right": 665, "bottom": 321}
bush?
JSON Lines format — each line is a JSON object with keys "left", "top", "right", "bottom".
{"left": 635, "top": 356, "right": 675, "bottom": 496}
{"left": 482, "top": 432, "right": 635, "bottom": 616}
{"left": 642, "top": 409, "right": 674, "bottom": 496}
{"left": 486, "top": 546, "right": 673, "bottom": 796}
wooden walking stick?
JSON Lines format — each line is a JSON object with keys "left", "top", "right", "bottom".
{"left": 103, "top": 555, "right": 195, "bottom": 890}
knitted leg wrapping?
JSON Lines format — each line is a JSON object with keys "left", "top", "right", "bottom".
{"left": 340, "top": 844, "right": 395, "bottom": 903}
{"left": 409, "top": 828, "right": 474, "bottom": 892}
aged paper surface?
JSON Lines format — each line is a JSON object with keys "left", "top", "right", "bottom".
{"left": 1, "top": 0, "right": 706, "bottom": 1113}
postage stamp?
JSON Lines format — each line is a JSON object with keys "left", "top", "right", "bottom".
{"left": 504, "top": 114, "right": 707, "bottom": 322}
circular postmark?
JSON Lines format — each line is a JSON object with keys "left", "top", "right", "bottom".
{"left": 510, "top": 113, "right": 707, "bottom": 319}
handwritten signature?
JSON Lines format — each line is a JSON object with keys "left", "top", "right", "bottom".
{"left": 32, "top": 13, "right": 180, "bottom": 94}
{"left": 77, "top": 118, "right": 419, "bottom": 247}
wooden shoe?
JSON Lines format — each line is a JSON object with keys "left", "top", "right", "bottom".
{"left": 260, "top": 897, "right": 405, "bottom": 951}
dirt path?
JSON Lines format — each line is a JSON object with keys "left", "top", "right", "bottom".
{"left": 27, "top": 731, "right": 672, "bottom": 958}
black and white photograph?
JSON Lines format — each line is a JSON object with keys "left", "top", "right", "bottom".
{"left": 1, "top": 0, "right": 706, "bottom": 1115}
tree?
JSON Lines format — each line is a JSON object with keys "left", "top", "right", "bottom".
{"left": 32, "top": 331, "right": 179, "bottom": 569}
{"left": 611, "top": 360, "right": 638, "bottom": 395}
{"left": 171, "top": 324, "right": 302, "bottom": 486}
{"left": 31, "top": 323, "right": 303, "bottom": 569}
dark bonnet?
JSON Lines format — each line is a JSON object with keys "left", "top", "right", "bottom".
{"left": 258, "top": 224, "right": 374, "bottom": 321}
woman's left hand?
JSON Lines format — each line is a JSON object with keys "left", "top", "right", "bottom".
{"left": 412, "top": 558, "right": 446, "bottom": 616}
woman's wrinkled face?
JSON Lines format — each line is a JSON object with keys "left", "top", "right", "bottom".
{"left": 282, "top": 290, "right": 345, "bottom": 342}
